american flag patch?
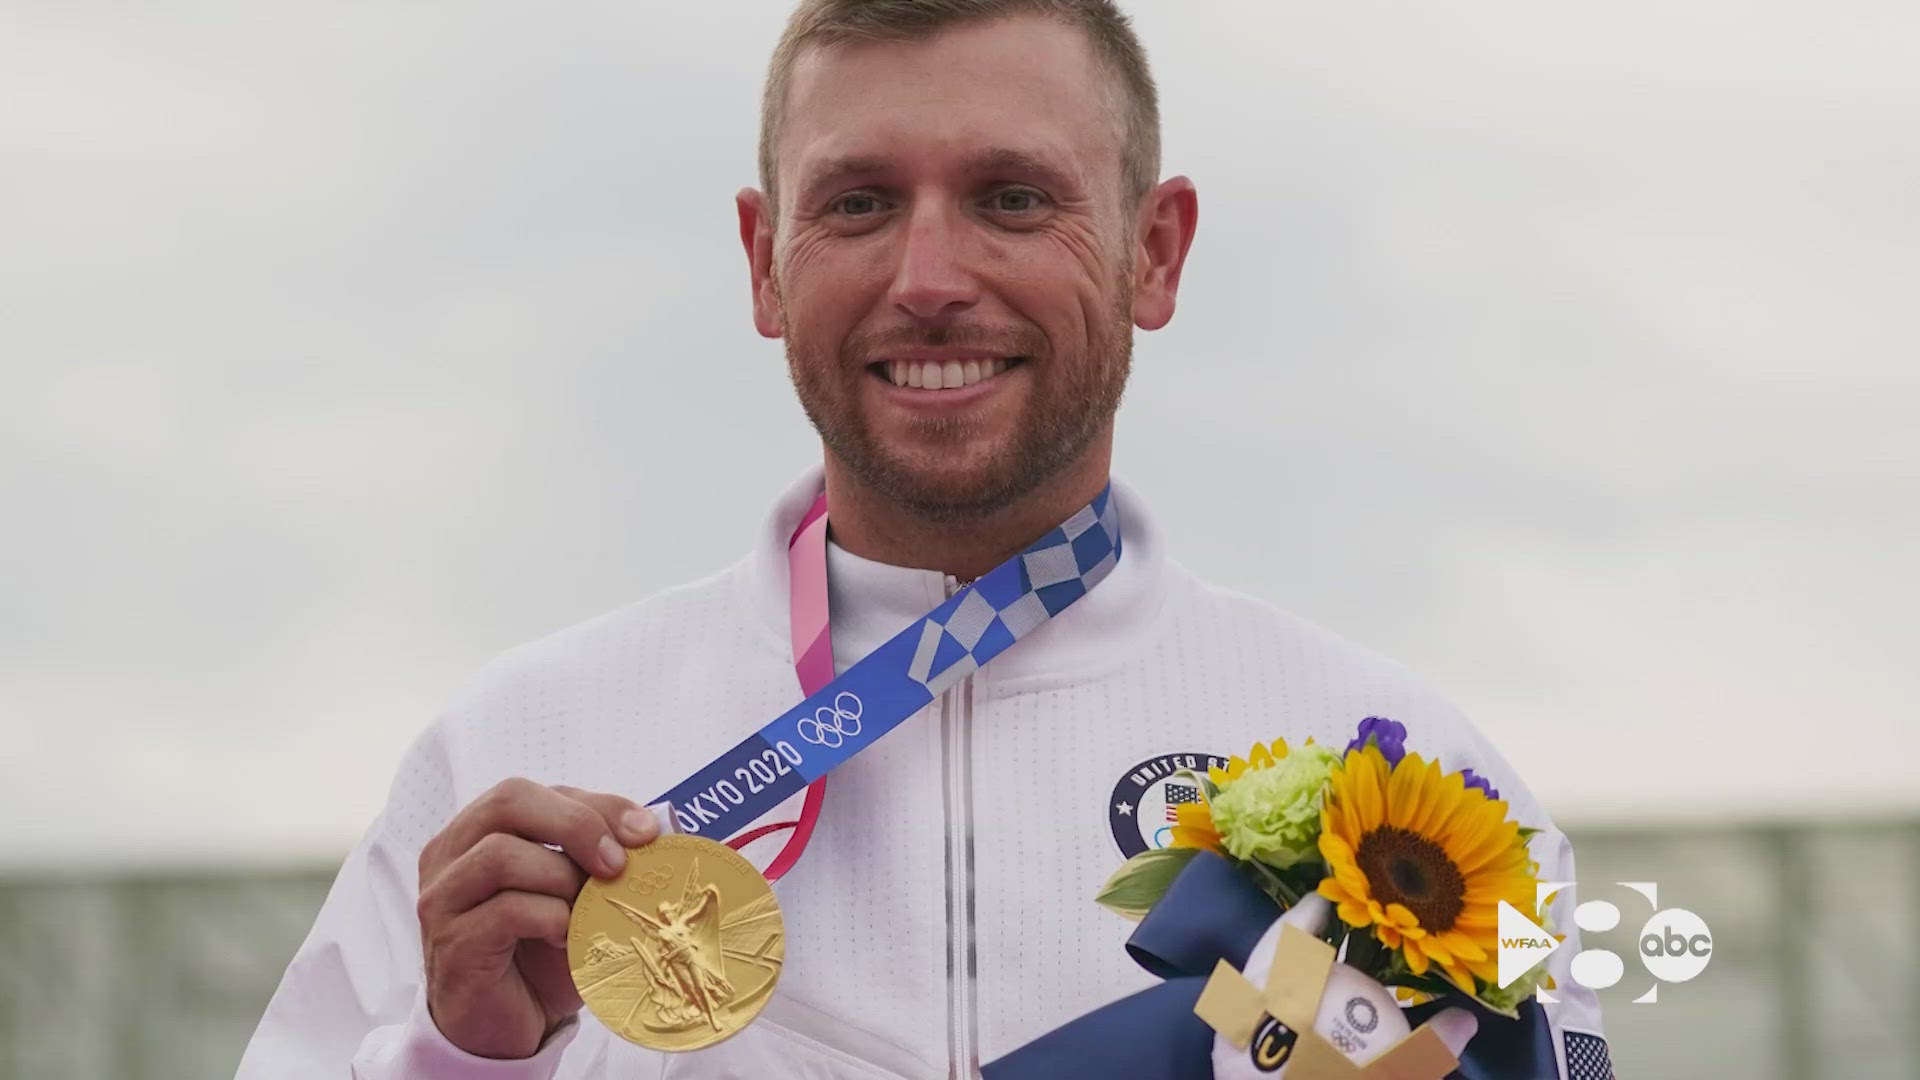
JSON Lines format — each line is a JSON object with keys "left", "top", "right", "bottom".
{"left": 1163, "top": 783, "right": 1201, "bottom": 821}
{"left": 1564, "top": 1031, "right": 1614, "bottom": 1080}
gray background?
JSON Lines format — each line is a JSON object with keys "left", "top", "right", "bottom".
{"left": 3, "top": 0, "right": 1914, "bottom": 1075}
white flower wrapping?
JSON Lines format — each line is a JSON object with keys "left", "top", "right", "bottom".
{"left": 1209, "top": 895, "right": 1480, "bottom": 1079}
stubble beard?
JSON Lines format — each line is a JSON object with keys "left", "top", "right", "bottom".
{"left": 782, "top": 271, "right": 1134, "bottom": 524}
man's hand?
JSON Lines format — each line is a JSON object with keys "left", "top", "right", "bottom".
{"left": 416, "top": 778, "right": 661, "bottom": 1059}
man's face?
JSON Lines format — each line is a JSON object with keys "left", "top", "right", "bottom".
{"left": 760, "top": 16, "right": 1141, "bottom": 518}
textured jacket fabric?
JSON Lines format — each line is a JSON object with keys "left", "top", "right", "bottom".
{"left": 237, "top": 465, "right": 1609, "bottom": 1079}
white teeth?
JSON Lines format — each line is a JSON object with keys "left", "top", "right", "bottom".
{"left": 885, "top": 357, "right": 1015, "bottom": 389}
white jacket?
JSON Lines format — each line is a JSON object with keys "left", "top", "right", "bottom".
{"left": 237, "top": 466, "right": 1610, "bottom": 1079}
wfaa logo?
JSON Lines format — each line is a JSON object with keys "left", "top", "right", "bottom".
{"left": 1496, "top": 881, "right": 1712, "bottom": 1004}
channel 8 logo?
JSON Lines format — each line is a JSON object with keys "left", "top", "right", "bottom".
{"left": 1538, "top": 881, "right": 1712, "bottom": 1004}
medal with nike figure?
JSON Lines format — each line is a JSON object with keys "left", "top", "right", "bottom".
{"left": 568, "top": 834, "right": 786, "bottom": 1051}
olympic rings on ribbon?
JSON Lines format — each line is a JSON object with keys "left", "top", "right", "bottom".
{"left": 797, "top": 691, "right": 864, "bottom": 748}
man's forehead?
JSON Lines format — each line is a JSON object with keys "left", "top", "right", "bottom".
{"left": 774, "top": 15, "right": 1122, "bottom": 193}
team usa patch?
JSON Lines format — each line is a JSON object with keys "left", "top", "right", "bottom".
{"left": 1107, "top": 751, "right": 1229, "bottom": 858}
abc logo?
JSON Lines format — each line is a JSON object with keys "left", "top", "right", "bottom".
{"left": 1639, "top": 908, "right": 1712, "bottom": 982}
{"left": 1537, "top": 882, "right": 1713, "bottom": 1003}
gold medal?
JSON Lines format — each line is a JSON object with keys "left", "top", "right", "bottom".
{"left": 568, "top": 834, "right": 786, "bottom": 1051}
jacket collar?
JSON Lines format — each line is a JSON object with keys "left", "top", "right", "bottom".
{"left": 740, "top": 464, "right": 1174, "bottom": 690}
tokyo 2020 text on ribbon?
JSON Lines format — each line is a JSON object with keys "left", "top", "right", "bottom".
{"left": 652, "top": 482, "right": 1123, "bottom": 853}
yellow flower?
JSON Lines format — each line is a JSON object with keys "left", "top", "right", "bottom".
{"left": 1206, "top": 738, "right": 1292, "bottom": 787}
{"left": 1174, "top": 735, "right": 1327, "bottom": 856}
{"left": 1315, "top": 745, "right": 1538, "bottom": 995}
{"left": 1169, "top": 800, "right": 1223, "bottom": 853}
{"left": 1172, "top": 736, "right": 1293, "bottom": 854}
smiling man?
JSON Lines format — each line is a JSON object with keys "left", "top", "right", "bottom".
{"left": 238, "top": 3, "right": 1609, "bottom": 1078}
{"left": 752, "top": 6, "right": 1165, "bottom": 580}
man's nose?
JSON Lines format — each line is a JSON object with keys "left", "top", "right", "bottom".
{"left": 888, "top": 201, "right": 979, "bottom": 322}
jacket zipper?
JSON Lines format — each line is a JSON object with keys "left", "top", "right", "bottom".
{"left": 940, "top": 574, "right": 979, "bottom": 1078}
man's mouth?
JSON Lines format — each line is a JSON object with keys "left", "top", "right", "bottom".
{"left": 867, "top": 356, "right": 1026, "bottom": 390}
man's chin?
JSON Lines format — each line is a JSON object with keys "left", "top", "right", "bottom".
{"left": 848, "top": 450, "right": 1037, "bottom": 519}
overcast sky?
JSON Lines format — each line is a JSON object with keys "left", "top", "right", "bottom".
{"left": 3, "top": 1, "right": 1915, "bottom": 867}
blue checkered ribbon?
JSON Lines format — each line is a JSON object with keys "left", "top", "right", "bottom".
{"left": 904, "top": 493, "right": 1120, "bottom": 697}
{"left": 655, "top": 484, "right": 1120, "bottom": 842}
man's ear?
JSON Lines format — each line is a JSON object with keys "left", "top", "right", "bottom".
{"left": 737, "top": 187, "right": 784, "bottom": 338}
{"left": 1131, "top": 176, "right": 1199, "bottom": 331}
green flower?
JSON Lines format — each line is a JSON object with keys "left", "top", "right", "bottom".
{"left": 1209, "top": 743, "right": 1339, "bottom": 869}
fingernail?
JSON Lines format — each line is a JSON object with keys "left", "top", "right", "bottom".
{"left": 598, "top": 835, "right": 626, "bottom": 874}
{"left": 621, "top": 808, "right": 659, "bottom": 843}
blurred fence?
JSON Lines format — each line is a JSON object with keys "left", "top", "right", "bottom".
{"left": 2, "top": 822, "right": 1913, "bottom": 1078}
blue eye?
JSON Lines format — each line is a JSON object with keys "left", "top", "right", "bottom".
{"left": 834, "top": 193, "right": 883, "bottom": 216}
{"left": 991, "top": 188, "right": 1046, "bottom": 213}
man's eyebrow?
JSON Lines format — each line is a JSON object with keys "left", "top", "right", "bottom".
{"left": 965, "top": 147, "right": 1080, "bottom": 189}
{"left": 794, "top": 147, "right": 1082, "bottom": 201}
{"left": 796, "top": 155, "right": 893, "bottom": 201}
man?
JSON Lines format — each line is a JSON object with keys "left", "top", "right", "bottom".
{"left": 239, "top": 2, "right": 1611, "bottom": 1077}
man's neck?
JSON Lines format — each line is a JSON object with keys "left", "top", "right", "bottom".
{"left": 821, "top": 439, "right": 1113, "bottom": 583}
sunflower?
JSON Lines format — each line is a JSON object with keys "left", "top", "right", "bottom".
{"left": 1170, "top": 737, "right": 1298, "bottom": 853}
{"left": 1168, "top": 800, "right": 1223, "bottom": 853}
{"left": 1316, "top": 744, "right": 1537, "bottom": 994}
{"left": 1206, "top": 738, "right": 1292, "bottom": 787}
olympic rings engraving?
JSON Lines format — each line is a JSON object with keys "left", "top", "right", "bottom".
{"left": 626, "top": 866, "right": 674, "bottom": 894}
{"left": 797, "top": 691, "right": 864, "bottom": 748}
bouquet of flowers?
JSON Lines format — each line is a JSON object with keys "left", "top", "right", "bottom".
{"left": 1096, "top": 717, "right": 1555, "bottom": 1018}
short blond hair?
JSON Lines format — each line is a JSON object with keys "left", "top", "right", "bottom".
{"left": 759, "top": 0, "right": 1161, "bottom": 206}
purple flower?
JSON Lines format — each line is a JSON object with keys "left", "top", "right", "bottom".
{"left": 1460, "top": 768, "right": 1501, "bottom": 802}
{"left": 1346, "top": 716, "right": 1407, "bottom": 766}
